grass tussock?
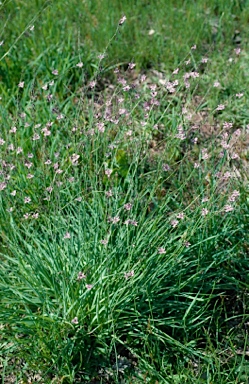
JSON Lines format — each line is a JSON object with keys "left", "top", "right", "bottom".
{"left": 0, "top": 1, "right": 249, "bottom": 383}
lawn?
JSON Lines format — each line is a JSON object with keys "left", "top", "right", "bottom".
{"left": 0, "top": 0, "right": 249, "bottom": 383}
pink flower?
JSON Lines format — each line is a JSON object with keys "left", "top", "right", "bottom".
{"left": 77, "top": 272, "right": 86, "bottom": 280}
{"left": 52, "top": 69, "right": 58, "bottom": 75}
{"left": 64, "top": 232, "right": 71, "bottom": 239}
{"left": 76, "top": 62, "right": 83, "bottom": 68}
{"left": 158, "top": 247, "right": 166, "bottom": 254}
{"left": 124, "top": 203, "right": 132, "bottom": 211}
{"left": 170, "top": 219, "right": 179, "bottom": 228}
{"left": 105, "top": 169, "right": 112, "bottom": 178}
{"left": 86, "top": 284, "right": 93, "bottom": 290}
{"left": 71, "top": 317, "right": 79, "bottom": 324}
{"left": 124, "top": 270, "right": 134, "bottom": 279}
{"left": 18, "top": 82, "right": 24, "bottom": 88}
{"left": 224, "top": 204, "right": 234, "bottom": 212}
{"left": 24, "top": 197, "right": 31, "bottom": 204}
{"left": 202, "top": 208, "right": 209, "bottom": 216}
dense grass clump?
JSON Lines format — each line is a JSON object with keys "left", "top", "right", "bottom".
{"left": 1, "top": 1, "right": 249, "bottom": 383}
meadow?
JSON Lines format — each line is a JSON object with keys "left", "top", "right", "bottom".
{"left": 0, "top": 0, "right": 249, "bottom": 382}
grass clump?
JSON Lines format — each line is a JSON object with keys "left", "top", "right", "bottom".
{"left": 1, "top": 1, "right": 249, "bottom": 383}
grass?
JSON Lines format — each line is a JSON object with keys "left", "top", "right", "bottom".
{"left": 0, "top": 0, "right": 249, "bottom": 382}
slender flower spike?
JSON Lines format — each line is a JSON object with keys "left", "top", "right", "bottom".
{"left": 119, "top": 15, "right": 127, "bottom": 25}
{"left": 71, "top": 317, "right": 79, "bottom": 324}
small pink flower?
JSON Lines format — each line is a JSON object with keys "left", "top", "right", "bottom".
{"left": 18, "top": 82, "right": 25, "bottom": 88}
{"left": 202, "top": 208, "right": 209, "bottom": 216}
{"left": 213, "top": 81, "right": 221, "bottom": 88}
{"left": 86, "top": 284, "right": 93, "bottom": 290}
{"left": 24, "top": 197, "right": 31, "bottom": 204}
{"left": 128, "top": 62, "right": 136, "bottom": 70}
{"left": 105, "top": 169, "right": 112, "bottom": 178}
{"left": 77, "top": 272, "right": 86, "bottom": 280}
{"left": 183, "top": 241, "right": 191, "bottom": 247}
{"left": 224, "top": 204, "right": 234, "bottom": 212}
{"left": 158, "top": 247, "right": 166, "bottom": 254}
{"left": 171, "top": 219, "right": 179, "bottom": 228}
{"left": 76, "top": 62, "right": 83, "bottom": 68}
{"left": 216, "top": 104, "right": 225, "bottom": 111}
{"left": 124, "top": 203, "right": 132, "bottom": 211}
{"left": 124, "top": 270, "right": 134, "bottom": 279}
{"left": 64, "top": 232, "right": 71, "bottom": 239}
{"left": 52, "top": 69, "right": 58, "bottom": 75}
{"left": 176, "top": 212, "right": 184, "bottom": 220}
{"left": 162, "top": 164, "right": 170, "bottom": 171}
{"left": 105, "top": 189, "right": 113, "bottom": 198}
{"left": 100, "top": 239, "right": 108, "bottom": 245}
{"left": 71, "top": 317, "right": 79, "bottom": 324}
{"left": 10, "top": 190, "right": 16, "bottom": 196}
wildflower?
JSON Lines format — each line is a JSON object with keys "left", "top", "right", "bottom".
{"left": 176, "top": 212, "right": 184, "bottom": 219}
{"left": 110, "top": 216, "right": 120, "bottom": 224}
{"left": 15, "top": 147, "right": 22, "bottom": 155}
{"left": 86, "top": 284, "right": 93, "bottom": 290}
{"left": 0, "top": 139, "right": 5, "bottom": 145}
{"left": 32, "top": 133, "right": 40, "bottom": 141}
{"left": 162, "top": 164, "right": 170, "bottom": 171}
{"left": 32, "top": 212, "right": 39, "bottom": 219}
{"left": 75, "top": 197, "right": 82, "bottom": 202}
{"left": 202, "top": 197, "right": 209, "bottom": 203}
{"left": 98, "top": 53, "right": 105, "bottom": 60}
{"left": 77, "top": 272, "right": 86, "bottom": 280}
{"left": 100, "top": 239, "right": 108, "bottom": 245}
{"left": 124, "top": 270, "right": 134, "bottom": 279}
{"left": 27, "top": 174, "right": 34, "bottom": 179}
{"left": 202, "top": 208, "right": 209, "bottom": 216}
{"left": 0, "top": 182, "right": 7, "bottom": 191}
{"left": 224, "top": 204, "right": 234, "bottom": 212}
{"left": 70, "top": 154, "right": 80, "bottom": 165}
{"left": 105, "top": 169, "right": 112, "bottom": 178}
{"left": 234, "top": 48, "right": 241, "bottom": 55}
{"left": 171, "top": 219, "right": 179, "bottom": 228}
{"left": 30, "top": 25, "right": 34, "bottom": 31}
{"left": 64, "top": 232, "right": 71, "bottom": 239}
{"left": 97, "top": 122, "right": 105, "bottom": 133}
{"left": 105, "top": 189, "right": 113, "bottom": 198}
{"left": 18, "top": 82, "right": 24, "bottom": 88}
{"left": 10, "top": 190, "right": 16, "bottom": 196}
{"left": 52, "top": 69, "right": 58, "bottom": 75}
{"left": 148, "top": 29, "right": 155, "bottom": 35}
{"left": 228, "top": 190, "right": 240, "bottom": 202}
{"left": 128, "top": 62, "right": 136, "bottom": 70}
{"left": 201, "top": 57, "right": 208, "bottom": 63}
{"left": 23, "top": 213, "right": 30, "bottom": 219}
{"left": 76, "top": 62, "right": 83, "bottom": 68}
{"left": 158, "top": 247, "right": 166, "bottom": 254}
{"left": 124, "top": 203, "right": 132, "bottom": 211}
{"left": 89, "top": 81, "right": 96, "bottom": 88}
{"left": 213, "top": 81, "right": 220, "bottom": 88}
{"left": 119, "top": 15, "right": 127, "bottom": 25}
{"left": 71, "top": 317, "right": 79, "bottom": 324}
{"left": 216, "top": 104, "right": 225, "bottom": 111}
{"left": 184, "top": 241, "right": 191, "bottom": 247}
{"left": 24, "top": 197, "right": 31, "bottom": 204}
{"left": 236, "top": 93, "right": 244, "bottom": 98}
{"left": 10, "top": 126, "right": 17, "bottom": 134}
{"left": 191, "top": 44, "right": 196, "bottom": 50}
{"left": 172, "top": 68, "right": 179, "bottom": 75}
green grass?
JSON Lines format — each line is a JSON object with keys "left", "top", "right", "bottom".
{"left": 0, "top": 0, "right": 249, "bottom": 382}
